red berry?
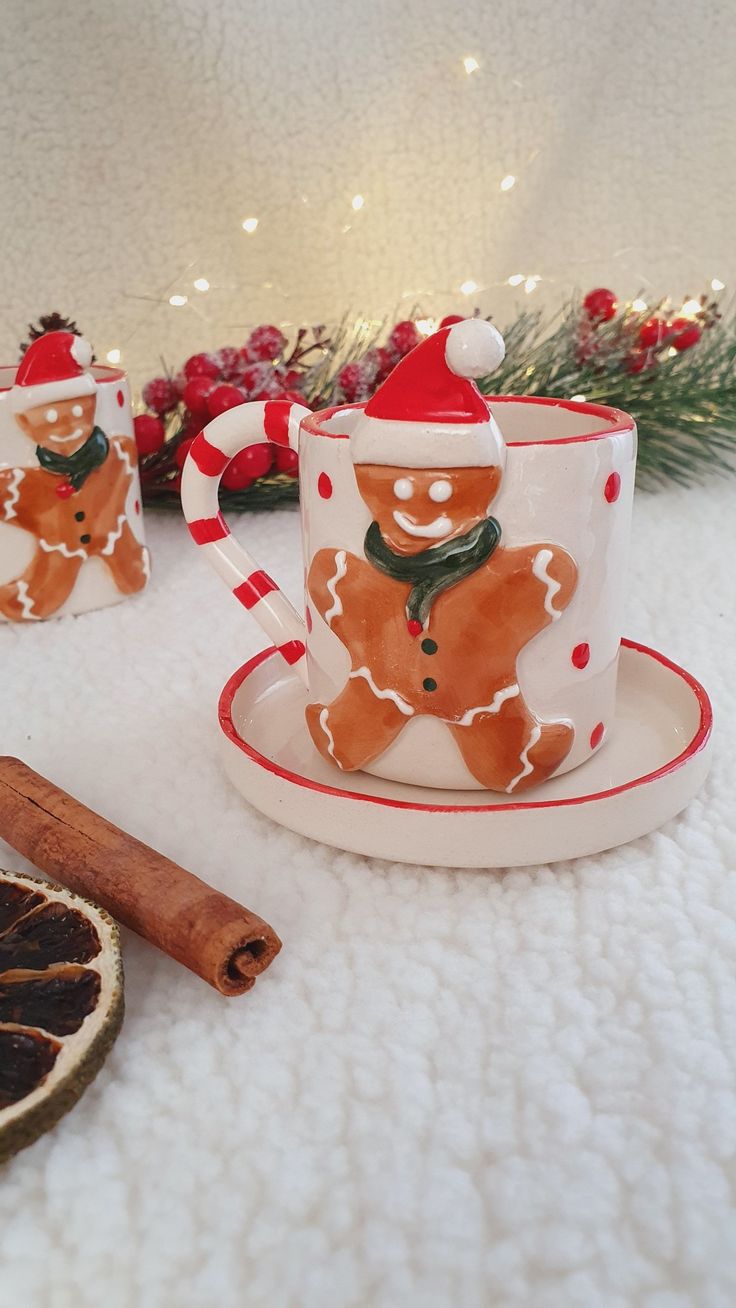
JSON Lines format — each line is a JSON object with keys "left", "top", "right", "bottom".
{"left": 240, "top": 363, "right": 270, "bottom": 395}
{"left": 273, "top": 446, "right": 299, "bottom": 476}
{"left": 625, "top": 350, "right": 652, "bottom": 375}
{"left": 183, "top": 376, "right": 216, "bottom": 417}
{"left": 389, "top": 320, "right": 421, "bottom": 356}
{"left": 207, "top": 384, "right": 245, "bottom": 418}
{"left": 214, "top": 346, "right": 243, "bottom": 381}
{"left": 439, "top": 314, "right": 465, "bottom": 329}
{"left": 172, "top": 372, "right": 187, "bottom": 398}
{"left": 670, "top": 318, "right": 702, "bottom": 351}
{"left": 142, "top": 377, "right": 178, "bottom": 414}
{"left": 184, "top": 352, "right": 220, "bottom": 381}
{"left": 583, "top": 288, "right": 617, "bottom": 323}
{"left": 637, "top": 318, "right": 667, "bottom": 349}
{"left": 281, "top": 369, "right": 304, "bottom": 390}
{"left": 221, "top": 443, "right": 273, "bottom": 490}
{"left": 338, "top": 361, "right": 369, "bottom": 401}
{"left": 247, "top": 325, "right": 287, "bottom": 361}
{"left": 174, "top": 435, "right": 196, "bottom": 469}
{"left": 133, "top": 414, "right": 165, "bottom": 456}
{"left": 363, "top": 346, "right": 394, "bottom": 383}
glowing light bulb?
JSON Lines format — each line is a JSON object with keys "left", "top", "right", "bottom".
{"left": 241, "top": 217, "right": 258, "bottom": 233}
{"left": 460, "top": 279, "right": 478, "bottom": 295}
{"left": 570, "top": 393, "right": 586, "bottom": 402}
{"left": 463, "top": 56, "right": 480, "bottom": 74}
{"left": 193, "top": 278, "right": 210, "bottom": 292}
{"left": 415, "top": 318, "right": 438, "bottom": 336}
{"left": 524, "top": 277, "right": 539, "bottom": 294}
{"left": 680, "top": 298, "right": 702, "bottom": 318}
{"left": 711, "top": 278, "right": 725, "bottom": 291}
{"left": 666, "top": 346, "right": 678, "bottom": 358}
{"left": 169, "top": 294, "right": 187, "bottom": 307}
{"left": 631, "top": 298, "right": 647, "bottom": 312}
{"left": 500, "top": 175, "right": 516, "bottom": 192}
{"left": 351, "top": 194, "right": 365, "bottom": 211}
{"left": 507, "top": 273, "right": 524, "bottom": 286}
{"left": 106, "top": 348, "right": 121, "bottom": 364}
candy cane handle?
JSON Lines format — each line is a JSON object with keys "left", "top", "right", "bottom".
{"left": 181, "top": 399, "right": 310, "bottom": 683}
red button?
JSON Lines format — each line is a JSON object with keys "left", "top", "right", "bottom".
{"left": 407, "top": 619, "right": 422, "bottom": 637}
{"left": 55, "top": 482, "right": 74, "bottom": 499}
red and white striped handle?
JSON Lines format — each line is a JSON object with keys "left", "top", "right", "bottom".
{"left": 181, "top": 399, "right": 311, "bottom": 682}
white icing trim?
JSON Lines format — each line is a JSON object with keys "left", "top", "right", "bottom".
{"left": 39, "top": 537, "right": 87, "bottom": 560}
{"left": 456, "top": 683, "right": 520, "bottom": 727}
{"left": 3, "top": 468, "right": 24, "bottom": 520}
{"left": 114, "top": 440, "right": 135, "bottom": 476}
{"left": 349, "top": 667, "right": 414, "bottom": 716}
{"left": 324, "top": 550, "right": 347, "bottom": 625}
{"left": 392, "top": 510, "right": 451, "bottom": 539}
{"left": 506, "top": 723, "right": 542, "bottom": 793}
{"left": 532, "top": 548, "right": 562, "bottom": 620}
{"left": 318, "top": 707, "right": 342, "bottom": 766}
{"left": 15, "top": 580, "right": 41, "bottom": 620}
{"left": 101, "top": 514, "right": 128, "bottom": 556}
{"left": 10, "top": 373, "right": 96, "bottom": 412}
{"left": 141, "top": 548, "right": 151, "bottom": 580}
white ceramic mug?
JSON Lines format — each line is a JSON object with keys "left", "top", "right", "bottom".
{"left": 0, "top": 332, "right": 149, "bottom": 621}
{"left": 182, "top": 322, "right": 636, "bottom": 793}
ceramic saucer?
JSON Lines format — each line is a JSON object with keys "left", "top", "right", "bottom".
{"left": 218, "top": 639, "right": 712, "bottom": 868}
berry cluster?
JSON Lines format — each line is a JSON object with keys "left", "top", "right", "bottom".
{"left": 134, "top": 323, "right": 312, "bottom": 491}
{"left": 579, "top": 287, "right": 715, "bottom": 375}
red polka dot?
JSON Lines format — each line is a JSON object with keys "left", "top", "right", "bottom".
{"left": 305, "top": 606, "right": 313, "bottom": 633}
{"left": 604, "top": 472, "right": 621, "bottom": 503}
{"left": 317, "top": 472, "right": 333, "bottom": 499}
{"left": 134, "top": 499, "right": 140, "bottom": 515}
{"left": 116, "top": 388, "right": 125, "bottom": 407}
{"left": 571, "top": 642, "right": 590, "bottom": 669}
{"left": 590, "top": 721, "right": 605, "bottom": 749}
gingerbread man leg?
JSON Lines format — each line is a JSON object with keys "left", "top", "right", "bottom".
{"left": 449, "top": 691, "right": 573, "bottom": 794}
{"left": 306, "top": 674, "right": 410, "bottom": 771}
{"left": 0, "top": 550, "right": 83, "bottom": 621}
{"left": 104, "top": 522, "right": 149, "bottom": 595}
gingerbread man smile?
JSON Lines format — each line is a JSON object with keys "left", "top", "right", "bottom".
{"left": 305, "top": 319, "right": 579, "bottom": 794}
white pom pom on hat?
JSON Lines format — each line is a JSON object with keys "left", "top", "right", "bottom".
{"left": 11, "top": 330, "right": 97, "bottom": 413}
{"left": 350, "top": 317, "right": 506, "bottom": 469}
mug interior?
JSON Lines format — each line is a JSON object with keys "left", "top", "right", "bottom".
{"left": 302, "top": 396, "right": 633, "bottom": 445}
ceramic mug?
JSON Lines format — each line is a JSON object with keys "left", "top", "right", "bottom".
{"left": 0, "top": 331, "right": 149, "bottom": 622}
{"left": 182, "top": 319, "right": 636, "bottom": 793}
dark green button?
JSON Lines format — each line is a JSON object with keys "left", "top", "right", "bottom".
{"left": 421, "top": 638, "right": 438, "bottom": 655}
{"left": 75, "top": 510, "right": 85, "bottom": 522}
{"left": 423, "top": 677, "right": 437, "bottom": 692}
{"left": 80, "top": 533, "right": 91, "bottom": 544}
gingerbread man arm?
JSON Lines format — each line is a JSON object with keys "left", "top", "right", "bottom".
{"left": 307, "top": 548, "right": 386, "bottom": 643}
{"left": 492, "top": 543, "right": 577, "bottom": 641}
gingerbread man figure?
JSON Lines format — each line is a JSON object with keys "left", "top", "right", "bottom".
{"left": 0, "top": 331, "right": 148, "bottom": 621}
{"left": 306, "top": 319, "right": 578, "bottom": 794}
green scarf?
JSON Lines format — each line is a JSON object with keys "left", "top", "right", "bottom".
{"left": 36, "top": 426, "right": 109, "bottom": 490}
{"left": 364, "top": 516, "right": 501, "bottom": 627}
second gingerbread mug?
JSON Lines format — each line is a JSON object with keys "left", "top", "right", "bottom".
{"left": 182, "top": 318, "right": 637, "bottom": 793}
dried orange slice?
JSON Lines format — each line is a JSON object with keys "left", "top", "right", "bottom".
{"left": 0, "top": 869, "right": 123, "bottom": 1163}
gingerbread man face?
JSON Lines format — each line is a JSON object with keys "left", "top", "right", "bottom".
{"left": 16, "top": 394, "right": 97, "bottom": 456}
{"left": 354, "top": 463, "right": 503, "bottom": 556}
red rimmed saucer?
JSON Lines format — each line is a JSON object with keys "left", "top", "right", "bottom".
{"left": 218, "top": 640, "right": 713, "bottom": 868}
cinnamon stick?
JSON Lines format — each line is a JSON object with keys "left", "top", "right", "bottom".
{"left": 0, "top": 757, "right": 281, "bottom": 996}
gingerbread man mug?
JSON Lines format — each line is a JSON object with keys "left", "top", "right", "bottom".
{"left": 0, "top": 331, "right": 149, "bottom": 621}
{"left": 182, "top": 318, "right": 636, "bottom": 793}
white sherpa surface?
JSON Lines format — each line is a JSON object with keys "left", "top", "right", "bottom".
{"left": 0, "top": 482, "right": 734, "bottom": 1308}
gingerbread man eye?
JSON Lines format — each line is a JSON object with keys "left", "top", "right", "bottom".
{"left": 429, "top": 479, "right": 453, "bottom": 503}
{"left": 393, "top": 478, "right": 414, "bottom": 501}
{"left": 72, "top": 404, "right": 84, "bottom": 417}
{"left": 45, "top": 409, "right": 58, "bottom": 423}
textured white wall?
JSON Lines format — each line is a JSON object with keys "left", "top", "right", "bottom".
{"left": 0, "top": 0, "right": 734, "bottom": 385}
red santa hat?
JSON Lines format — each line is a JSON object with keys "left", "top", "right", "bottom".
{"left": 11, "top": 331, "right": 96, "bottom": 413}
{"left": 350, "top": 318, "right": 506, "bottom": 467}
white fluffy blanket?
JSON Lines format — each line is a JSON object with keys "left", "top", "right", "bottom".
{"left": 0, "top": 482, "right": 734, "bottom": 1308}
